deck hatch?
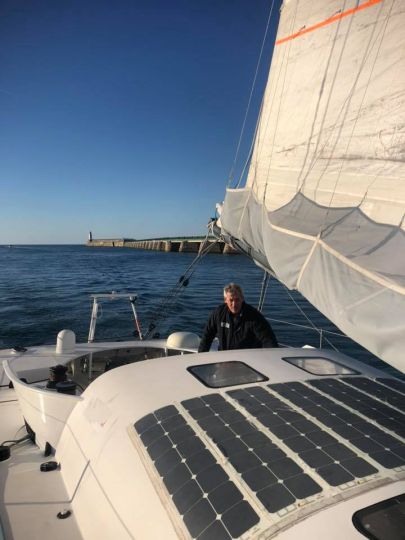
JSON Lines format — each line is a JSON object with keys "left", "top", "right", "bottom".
{"left": 271, "top": 381, "right": 405, "bottom": 470}
{"left": 282, "top": 356, "right": 358, "bottom": 376}
{"left": 352, "top": 493, "right": 405, "bottom": 540}
{"left": 187, "top": 361, "right": 268, "bottom": 388}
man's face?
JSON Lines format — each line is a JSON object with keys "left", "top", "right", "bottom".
{"left": 224, "top": 292, "right": 243, "bottom": 315}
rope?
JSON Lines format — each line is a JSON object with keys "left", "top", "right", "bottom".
{"left": 281, "top": 284, "right": 339, "bottom": 351}
{"left": 257, "top": 271, "right": 270, "bottom": 312}
{"left": 227, "top": 0, "right": 277, "bottom": 188}
{"left": 144, "top": 234, "right": 220, "bottom": 339}
{"left": 0, "top": 434, "right": 31, "bottom": 447}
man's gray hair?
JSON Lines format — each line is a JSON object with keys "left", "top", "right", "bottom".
{"left": 223, "top": 283, "right": 244, "bottom": 298}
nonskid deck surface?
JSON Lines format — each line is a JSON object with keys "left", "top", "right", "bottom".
{"left": 0, "top": 399, "right": 82, "bottom": 540}
{"left": 133, "top": 377, "right": 405, "bottom": 539}
{"left": 1, "top": 345, "right": 405, "bottom": 540}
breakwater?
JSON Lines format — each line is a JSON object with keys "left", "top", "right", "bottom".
{"left": 86, "top": 237, "right": 238, "bottom": 254}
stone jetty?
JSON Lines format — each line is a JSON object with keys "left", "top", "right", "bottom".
{"left": 86, "top": 237, "right": 239, "bottom": 254}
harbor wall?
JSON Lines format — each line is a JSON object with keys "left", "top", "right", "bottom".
{"left": 86, "top": 238, "right": 238, "bottom": 254}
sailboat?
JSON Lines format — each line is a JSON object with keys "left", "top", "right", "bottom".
{"left": 1, "top": 0, "right": 404, "bottom": 538}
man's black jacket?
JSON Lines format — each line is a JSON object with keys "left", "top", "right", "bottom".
{"left": 198, "top": 302, "right": 278, "bottom": 352}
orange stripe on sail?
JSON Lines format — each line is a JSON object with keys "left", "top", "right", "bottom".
{"left": 276, "top": 0, "right": 383, "bottom": 45}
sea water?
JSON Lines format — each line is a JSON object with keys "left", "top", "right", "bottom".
{"left": 0, "top": 244, "right": 395, "bottom": 375}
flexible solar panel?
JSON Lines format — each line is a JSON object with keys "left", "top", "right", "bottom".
{"left": 135, "top": 404, "right": 259, "bottom": 539}
{"left": 272, "top": 381, "right": 405, "bottom": 469}
{"left": 133, "top": 377, "right": 404, "bottom": 538}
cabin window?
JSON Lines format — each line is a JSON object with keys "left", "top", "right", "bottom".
{"left": 187, "top": 361, "right": 268, "bottom": 388}
{"left": 352, "top": 493, "right": 405, "bottom": 540}
{"left": 282, "top": 356, "right": 358, "bottom": 376}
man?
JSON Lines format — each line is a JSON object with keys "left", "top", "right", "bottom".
{"left": 198, "top": 283, "right": 278, "bottom": 352}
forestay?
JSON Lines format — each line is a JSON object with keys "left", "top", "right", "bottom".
{"left": 220, "top": 0, "right": 405, "bottom": 371}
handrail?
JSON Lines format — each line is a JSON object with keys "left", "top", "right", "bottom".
{"left": 267, "top": 317, "right": 346, "bottom": 338}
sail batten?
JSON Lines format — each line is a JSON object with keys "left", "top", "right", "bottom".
{"left": 220, "top": 0, "right": 405, "bottom": 371}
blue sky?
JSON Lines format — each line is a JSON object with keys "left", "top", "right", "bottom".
{"left": 1, "top": 0, "right": 279, "bottom": 244}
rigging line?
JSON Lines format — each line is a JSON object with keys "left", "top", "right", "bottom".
{"left": 235, "top": 100, "right": 262, "bottom": 189}
{"left": 325, "top": 0, "right": 392, "bottom": 215}
{"left": 258, "top": 271, "right": 270, "bottom": 312}
{"left": 262, "top": 0, "right": 298, "bottom": 204}
{"left": 281, "top": 284, "right": 339, "bottom": 351}
{"left": 227, "top": 0, "right": 277, "bottom": 188}
{"left": 301, "top": 0, "right": 388, "bottom": 206}
{"left": 284, "top": 0, "right": 387, "bottom": 219}
{"left": 295, "top": 1, "right": 349, "bottom": 195}
{"left": 145, "top": 236, "right": 220, "bottom": 338}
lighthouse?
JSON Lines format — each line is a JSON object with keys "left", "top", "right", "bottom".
{"left": 88, "top": 231, "right": 93, "bottom": 242}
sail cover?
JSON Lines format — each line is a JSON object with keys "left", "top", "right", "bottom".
{"left": 220, "top": 0, "right": 405, "bottom": 372}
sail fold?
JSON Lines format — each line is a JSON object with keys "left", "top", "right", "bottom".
{"left": 220, "top": 0, "right": 405, "bottom": 371}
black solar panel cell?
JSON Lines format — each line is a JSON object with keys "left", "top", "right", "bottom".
{"left": 198, "top": 415, "right": 225, "bottom": 432}
{"left": 242, "top": 465, "right": 277, "bottom": 491}
{"left": 240, "top": 431, "right": 270, "bottom": 449}
{"left": 268, "top": 457, "right": 302, "bottom": 479}
{"left": 176, "top": 436, "right": 205, "bottom": 459}
{"left": 376, "top": 377, "right": 405, "bottom": 394}
{"left": 206, "top": 425, "right": 235, "bottom": 443}
{"left": 284, "top": 474, "right": 322, "bottom": 499}
{"left": 299, "top": 448, "right": 334, "bottom": 468}
{"left": 229, "top": 451, "right": 262, "bottom": 473}
{"left": 186, "top": 450, "right": 216, "bottom": 474}
{"left": 257, "top": 483, "right": 296, "bottom": 513}
{"left": 207, "top": 481, "right": 243, "bottom": 514}
{"left": 134, "top": 413, "right": 155, "bottom": 434}
{"left": 316, "top": 463, "right": 354, "bottom": 486}
{"left": 201, "top": 393, "right": 226, "bottom": 405}
{"left": 226, "top": 420, "right": 257, "bottom": 436}
{"left": 322, "top": 443, "right": 356, "bottom": 461}
{"left": 147, "top": 435, "right": 172, "bottom": 460}
{"left": 141, "top": 423, "right": 165, "bottom": 446}
{"left": 306, "top": 430, "right": 336, "bottom": 447}
{"left": 256, "top": 412, "right": 286, "bottom": 428}
{"left": 182, "top": 397, "right": 205, "bottom": 410}
{"left": 172, "top": 479, "right": 203, "bottom": 515}
{"left": 269, "top": 423, "right": 301, "bottom": 440}
{"left": 163, "top": 463, "right": 191, "bottom": 495}
{"left": 284, "top": 435, "right": 316, "bottom": 453}
{"left": 198, "top": 521, "right": 231, "bottom": 540}
{"left": 340, "top": 457, "right": 377, "bottom": 478}
{"left": 254, "top": 444, "right": 286, "bottom": 463}
{"left": 217, "top": 437, "right": 247, "bottom": 458}
{"left": 169, "top": 425, "right": 195, "bottom": 445}
{"left": 370, "top": 451, "right": 404, "bottom": 468}
{"left": 155, "top": 405, "right": 178, "bottom": 421}
{"left": 183, "top": 498, "right": 216, "bottom": 538}
{"left": 222, "top": 500, "right": 260, "bottom": 538}
{"left": 219, "top": 409, "right": 246, "bottom": 424}
{"left": 197, "top": 464, "right": 229, "bottom": 492}
{"left": 189, "top": 406, "right": 215, "bottom": 421}
{"left": 161, "top": 414, "right": 186, "bottom": 432}
{"left": 155, "top": 448, "right": 180, "bottom": 476}
{"left": 291, "top": 419, "right": 319, "bottom": 434}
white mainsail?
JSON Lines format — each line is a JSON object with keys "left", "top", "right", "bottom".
{"left": 220, "top": 0, "right": 405, "bottom": 372}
